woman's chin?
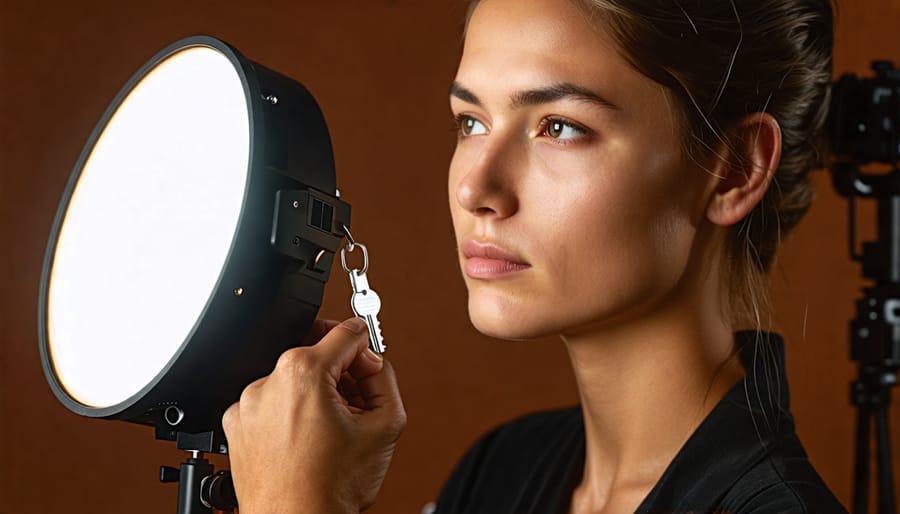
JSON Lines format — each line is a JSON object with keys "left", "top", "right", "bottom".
{"left": 467, "top": 296, "right": 556, "bottom": 341}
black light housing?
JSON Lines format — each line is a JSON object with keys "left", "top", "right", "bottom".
{"left": 37, "top": 35, "right": 350, "bottom": 454}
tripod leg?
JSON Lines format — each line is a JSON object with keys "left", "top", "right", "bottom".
{"left": 875, "top": 406, "right": 897, "bottom": 514}
{"left": 854, "top": 405, "right": 872, "bottom": 514}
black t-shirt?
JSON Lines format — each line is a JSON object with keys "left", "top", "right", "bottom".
{"left": 435, "top": 331, "right": 847, "bottom": 513}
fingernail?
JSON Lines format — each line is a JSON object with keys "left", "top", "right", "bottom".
{"left": 342, "top": 317, "right": 367, "bottom": 334}
{"left": 366, "top": 348, "right": 384, "bottom": 362}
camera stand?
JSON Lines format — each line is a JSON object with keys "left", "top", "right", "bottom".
{"left": 832, "top": 163, "right": 899, "bottom": 514}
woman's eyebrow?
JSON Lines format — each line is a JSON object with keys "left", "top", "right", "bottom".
{"left": 511, "top": 83, "right": 619, "bottom": 110}
{"left": 449, "top": 81, "right": 483, "bottom": 106}
{"left": 450, "top": 81, "right": 619, "bottom": 111}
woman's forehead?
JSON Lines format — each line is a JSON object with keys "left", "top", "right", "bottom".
{"left": 464, "top": 0, "right": 604, "bottom": 58}
{"left": 456, "top": 0, "right": 660, "bottom": 112}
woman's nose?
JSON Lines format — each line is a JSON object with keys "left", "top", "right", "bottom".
{"left": 454, "top": 138, "right": 520, "bottom": 218}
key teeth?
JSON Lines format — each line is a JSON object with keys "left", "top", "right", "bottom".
{"left": 372, "top": 318, "right": 382, "bottom": 336}
{"left": 374, "top": 322, "right": 385, "bottom": 353}
{"left": 366, "top": 317, "right": 385, "bottom": 353}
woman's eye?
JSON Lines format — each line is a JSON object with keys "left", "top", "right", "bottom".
{"left": 541, "top": 118, "right": 586, "bottom": 141}
{"left": 455, "top": 115, "right": 488, "bottom": 137}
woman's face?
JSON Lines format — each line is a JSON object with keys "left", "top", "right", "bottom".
{"left": 449, "top": 0, "right": 717, "bottom": 340}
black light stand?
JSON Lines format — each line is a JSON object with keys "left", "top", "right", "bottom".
{"left": 831, "top": 162, "right": 899, "bottom": 514}
{"left": 828, "top": 61, "right": 900, "bottom": 514}
{"left": 829, "top": 61, "right": 900, "bottom": 514}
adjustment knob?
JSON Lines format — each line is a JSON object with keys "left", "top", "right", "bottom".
{"left": 201, "top": 470, "right": 238, "bottom": 510}
{"left": 159, "top": 465, "right": 180, "bottom": 483}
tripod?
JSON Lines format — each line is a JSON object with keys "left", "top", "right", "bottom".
{"left": 831, "top": 162, "right": 899, "bottom": 514}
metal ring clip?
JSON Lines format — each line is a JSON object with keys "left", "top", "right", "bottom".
{"left": 340, "top": 242, "right": 368, "bottom": 275}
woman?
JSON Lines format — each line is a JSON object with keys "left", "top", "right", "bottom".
{"left": 221, "top": 0, "right": 847, "bottom": 512}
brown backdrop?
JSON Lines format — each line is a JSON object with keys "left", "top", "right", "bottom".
{"left": 2, "top": 1, "right": 899, "bottom": 513}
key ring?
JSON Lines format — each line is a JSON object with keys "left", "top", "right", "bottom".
{"left": 340, "top": 225, "right": 368, "bottom": 274}
{"left": 341, "top": 243, "right": 368, "bottom": 275}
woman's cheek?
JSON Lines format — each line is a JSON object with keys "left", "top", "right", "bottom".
{"left": 532, "top": 142, "right": 612, "bottom": 195}
{"left": 533, "top": 141, "right": 579, "bottom": 174}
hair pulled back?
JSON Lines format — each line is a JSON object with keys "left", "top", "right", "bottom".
{"left": 466, "top": 0, "right": 835, "bottom": 326}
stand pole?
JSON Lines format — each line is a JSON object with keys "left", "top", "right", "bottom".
{"left": 875, "top": 406, "right": 897, "bottom": 514}
{"left": 853, "top": 400, "right": 871, "bottom": 514}
{"left": 177, "top": 452, "right": 214, "bottom": 514}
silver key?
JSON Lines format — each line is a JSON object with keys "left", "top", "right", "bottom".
{"left": 349, "top": 268, "right": 386, "bottom": 354}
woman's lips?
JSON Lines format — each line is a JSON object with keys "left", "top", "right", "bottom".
{"left": 462, "top": 239, "right": 531, "bottom": 279}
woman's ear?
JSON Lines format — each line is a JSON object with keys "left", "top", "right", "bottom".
{"left": 705, "top": 112, "right": 782, "bottom": 227}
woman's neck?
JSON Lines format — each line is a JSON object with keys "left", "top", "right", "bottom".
{"left": 562, "top": 265, "right": 746, "bottom": 513}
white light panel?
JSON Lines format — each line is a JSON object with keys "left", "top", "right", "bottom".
{"left": 47, "top": 46, "right": 251, "bottom": 408}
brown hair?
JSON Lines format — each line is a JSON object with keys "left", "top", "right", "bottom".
{"left": 466, "top": 0, "right": 835, "bottom": 328}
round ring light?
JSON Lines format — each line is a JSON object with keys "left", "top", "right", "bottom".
{"left": 38, "top": 36, "right": 350, "bottom": 452}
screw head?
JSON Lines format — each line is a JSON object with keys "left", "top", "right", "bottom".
{"left": 233, "top": 287, "right": 244, "bottom": 297}
{"left": 293, "top": 200, "right": 300, "bottom": 208}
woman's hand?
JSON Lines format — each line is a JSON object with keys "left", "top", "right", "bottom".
{"left": 222, "top": 318, "right": 406, "bottom": 514}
